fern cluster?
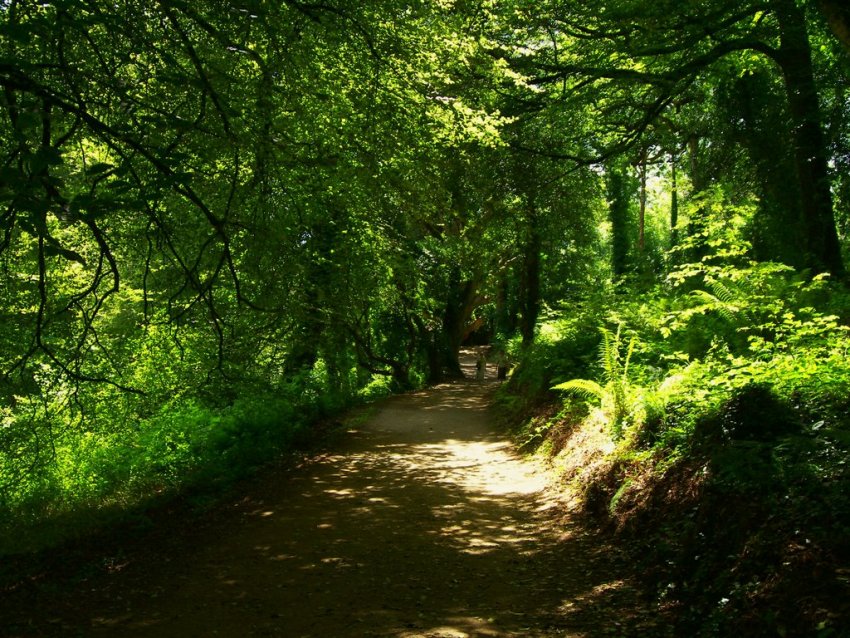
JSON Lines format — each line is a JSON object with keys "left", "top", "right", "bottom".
{"left": 552, "top": 325, "right": 638, "bottom": 440}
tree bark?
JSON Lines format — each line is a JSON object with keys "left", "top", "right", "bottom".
{"left": 520, "top": 208, "right": 541, "bottom": 347}
{"left": 436, "top": 270, "right": 481, "bottom": 379}
{"left": 670, "top": 154, "right": 679, "bottom": 248}
{"left": 606, "top": 163, "right": 630, "bottom": 279}
{"left": 775, "top": 0, "right": 845, "bottom": 276}
{"left": 638, "top": 149, "right": 647, "bottom": 252}
{"left": 494, "top": 273, "right": 509, "bottom": 338}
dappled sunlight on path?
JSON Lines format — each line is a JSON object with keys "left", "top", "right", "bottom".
{"left": 15, "top": 351, "right": 644, "bottom": 638}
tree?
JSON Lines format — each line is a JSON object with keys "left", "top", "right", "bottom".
{"left": 503, "top": 0, "right": 845, "bottom": 276}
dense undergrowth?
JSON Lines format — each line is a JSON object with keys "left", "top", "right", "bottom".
{"left": 0, "top": 353, "right": 401, "bottom": 557}
{"left": 498, "top": 247, "right": 850, "bottom": 636}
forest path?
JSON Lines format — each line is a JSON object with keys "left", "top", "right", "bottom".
{"left": 6, "top": 352, "right": 647, "bottom": 637}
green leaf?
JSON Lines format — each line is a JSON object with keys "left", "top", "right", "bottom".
{"left": 27, "top": 147, "right": 63, "bottom": 174}
{"left": 552, "top": 378, "right": 606, "bottom": 401}
{"left": 17, "top": 207, "right": 49, "bottom": 237}
{"left": 0, "top": 24, "right": 34, "bottom": 44}
{"left": 85, "top": 162, "right": 115, "bottom": 176}
{"left": 69, "top": 192, "right": 114, "bottom": 220}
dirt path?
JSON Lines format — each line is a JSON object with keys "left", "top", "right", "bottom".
{"left": 4, "top": 354, "right": 648, "bottom": 637}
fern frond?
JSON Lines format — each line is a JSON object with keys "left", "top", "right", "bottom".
{"left": 690, "top": 289, "right": 719, "bottom": 305}
{"left": 690, "top": 289, "right": 739, "bottom": 322}
{"left": 597, "top": 327, "right": 609, "bottom": 372}
{"left": 709, "top": 280, "right": 741, "bottom": 304}
{"left": 622, "top": 334, "right": 637, "bottom": 380}
{"left": 599, "top": 326, "right": 620, "bottom": 382}
{"left": 552, "top": 378, "right": 607, "bottom": 402}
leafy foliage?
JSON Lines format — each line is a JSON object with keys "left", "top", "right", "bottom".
{"left": 502, "top": 201, "right": 850, "bottom": 635}
{"left": 553, "top": 325, "right": 639, "bottom": 440}
{"left": 2, "top": 1, "right": 850, "bottom": 632}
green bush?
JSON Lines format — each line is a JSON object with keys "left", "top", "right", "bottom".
{"left": 0, "top": 346, "right": 375, "bottom": 556}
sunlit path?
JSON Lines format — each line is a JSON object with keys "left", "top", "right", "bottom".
{"left": 7, "top": 352, "right": 645, "bottom": 638}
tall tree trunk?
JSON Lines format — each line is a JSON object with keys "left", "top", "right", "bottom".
{"left": 425, "top": 337, "right": 441, "bottom": 384}
{"left": 638, "top": 149, "right": 647, "bottom": 252}
{"left": 686, "top": 134, "right": 710, "bottom": 262}
{"left": 687, "top": 135, "right": 705, "bottom": 192}
{"left": 733, "top": 70, "right": 807, "bottom": 267}
{"left": 438, "top": 270, "right": 481, "bottom": 379}
{"left": 670, "top": 154, "right": 679, "bottom": 249}
{"left": 775, "top": 0, "right": 845, "bottom": 276}
{"left": 520, "top": 208, "right": 541, "bottom": 347}
{"left": 441, "top": 299, "right": 465, "bottom": 380}
{"left": 606, "top": 163, "right": 630, "bottom": 279}
{"left": 494, "top": 273, "right": 509, "bottom": 338}
{"left": 414, "top": 316, "right": 443, "bottom": 385}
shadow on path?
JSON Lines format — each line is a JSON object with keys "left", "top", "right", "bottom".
{"left": 3, "top": 353, "right": 648, "bottom": 638}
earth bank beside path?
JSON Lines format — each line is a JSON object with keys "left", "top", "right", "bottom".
{"left": 4, "top": 355, "right": 651, "bottom": 637}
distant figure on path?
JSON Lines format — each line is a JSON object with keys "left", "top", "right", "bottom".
{"left": 476, "top": 351, "right": 486, "bottom": 381}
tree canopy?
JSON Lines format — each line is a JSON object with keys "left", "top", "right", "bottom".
{"left": 1, "top": 8, "right": 850, "bottom": 629}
